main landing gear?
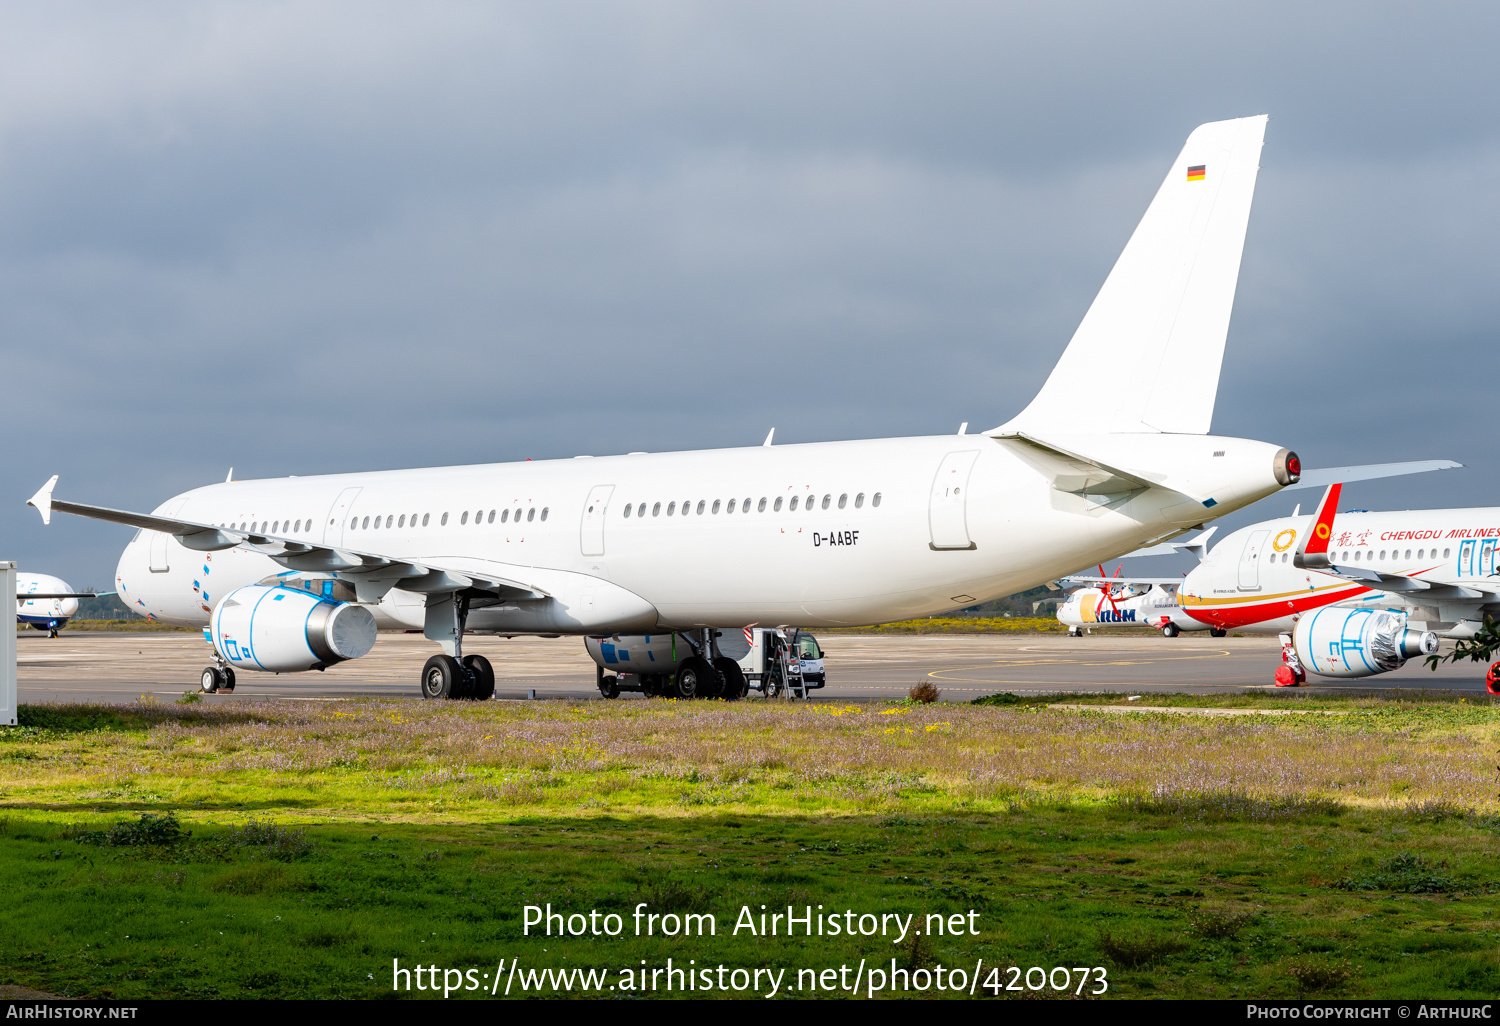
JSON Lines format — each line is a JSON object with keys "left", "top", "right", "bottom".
{"left": 420, "top": 653, "right": 495, "bottom": 700}
{"left": 418, "top": 592, "right": 495, "bottom": 700}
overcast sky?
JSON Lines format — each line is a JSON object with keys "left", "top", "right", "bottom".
{"left": 4, "top": 1, "right": 1498, "bottom": 588}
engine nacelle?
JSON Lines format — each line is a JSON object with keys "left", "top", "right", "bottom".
{"left": 584, "top": 634, "right": 682, "bottom": 675}
{"left": 1293, "top": 607, "right": 1437, "bottom": 678}
{"left": 210, "top": 584, "right": 377, "bottom": 673}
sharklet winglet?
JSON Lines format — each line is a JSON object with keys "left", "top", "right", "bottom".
{"left": 27, "top": 475, "right": 58, "bottom": 526}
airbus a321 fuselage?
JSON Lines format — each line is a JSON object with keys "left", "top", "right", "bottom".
{"left": 29, "top": 115, "right": 1305, "bottom": 698}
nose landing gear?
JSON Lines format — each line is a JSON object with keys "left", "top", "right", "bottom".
{"left": 200, "top": 663, "right": 236, "bottom": 694}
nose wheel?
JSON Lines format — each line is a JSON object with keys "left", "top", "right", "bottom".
{"left": 200, "top": 665, "right": 236, "bottom": 693}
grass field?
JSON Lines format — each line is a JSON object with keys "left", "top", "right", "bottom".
{"left": 2, "top": 693, "right": 1498, "bottom": 1000}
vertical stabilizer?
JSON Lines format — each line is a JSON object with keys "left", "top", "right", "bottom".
{"left": 998, "top": 115, "right": 1268, "bottom": 436}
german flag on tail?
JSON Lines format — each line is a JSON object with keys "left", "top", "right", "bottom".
{"left": 1186, "top": 164, "right": 1206, "bottom": 182}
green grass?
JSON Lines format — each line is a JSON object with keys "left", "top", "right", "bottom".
{"left": 2, "top": 696, "right": 1499, "bottom": 999}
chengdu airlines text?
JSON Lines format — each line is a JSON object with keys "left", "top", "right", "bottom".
{"left": 387, "top": 903, "right": 1109, "bottom": 998}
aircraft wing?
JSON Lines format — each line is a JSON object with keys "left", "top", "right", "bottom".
{"left": 26, "top": 476, "right": 549, "bottom": 602}
{"left": 1320, "top": 563, "right": 1493, "bottom": 603}
{"left": 1282, "top": 460, "right": 1462, "bottom": 491}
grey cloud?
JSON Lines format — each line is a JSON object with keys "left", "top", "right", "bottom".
{"left": 2, "top": 1, "right": 1498, "bottom": 587}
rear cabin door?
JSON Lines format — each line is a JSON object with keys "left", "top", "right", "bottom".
{"left": 928, "top": 450, "right": 980, "bottom": 550}
{"left": 322, "top": 487, "right": 362, "bottom": 548}
{"left": 1238, "top": 529, "right": 1270, "bottom": 590}
{"left": 581, "top": 485, "right": 615, "bottom": 556}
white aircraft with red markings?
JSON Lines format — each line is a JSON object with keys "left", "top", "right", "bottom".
{"left": 1176, "top": 482, "right": 1500, "bottom": 687}
{"left": 23, "top": 115, "right": 1362, "bottom": 699}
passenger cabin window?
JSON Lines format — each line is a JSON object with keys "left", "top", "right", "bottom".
{"left": 441, "top": 513, "right": 449, "bottom": 526}
{"left": 361, "top": 517, "right": 370, "bottom": 529}
{"left": 872, "top": 492, "right": 882, "bottom": 507}
{"left": 743, "top": 497, "right": 751, "bottom": 512}
{"left": 653, "top": 503, "right": 661, "bottom": 517}
{"left": 501, "top": 509, "right": 509, "bottom": 523}
{"left": 774, "top": 497, "right": 783, "bottom": 511}
{"left": 838, "top": 494, "right": 847, "bottom": 509}
{"left": 623, "top": 504, "right": 633, "bottom": 518}
{"left": 758, "top": 497, "right": 767, "bottom": 512}
{"left": 822, "top": 494, "right": 831, "bottom": 510}
{"left": 1444, "top": 548, "right": 1451, "bottom": 558}
{"left": 790, "top": 496, "right": 799, "bottom": 511}
{"left": 667, "top": 502, "right": 676, "bottom": 516}
{"left": 727, "top": 499, "right": 736, "bottom": 513}
{"left": 696, "top": 500, "right": 705, "bottom": 515}
{"left": 461, "top": 511, "right": 469, "bottom": 525}
{"left": 712, "top": 499, "right": 721, "bottom": 514}
{"left": 637, "top": 503, "right": 646, "bottom": 517}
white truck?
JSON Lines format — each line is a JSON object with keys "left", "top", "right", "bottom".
{"left": 583, "top": 627, "right": 826, "bottom": 700}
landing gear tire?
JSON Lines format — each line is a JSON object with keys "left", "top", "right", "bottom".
{"left": 1161, "top": 623, "right": 1181, "bottom": 638}
{"left": 421, "top": 654, "right": 463, "bottom": 700}
{"left": 220, "top": 667, "right": 235, "bottom": 693}
{"left": 714, "top": 658, "right": 747, "bottom": 701}
{"left": 200, "top": 667, "right": 223, "bottom": 693}
{"left": 48, "top": 628, "right": 59, "bottom": 639}
{"left": 1209, "top": 628, "right": 1227, "bottom": 638}
{"left": 462, "top": 655, "right": 495, "bottom": 700}
{"left": 673, "top": 657, "right": 712, "bottom": 700}
{"left": 1067, "top": 626, "right": 1083, "bottom": 638}
{"left": 598, "top": 674, "right": 622, "bottom": 699}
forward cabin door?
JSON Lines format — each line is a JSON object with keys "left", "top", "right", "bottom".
{"left": 581, "top": 485, "right": 615, "bottom": 556}
{"left": 1238, "top": 529, "right": 1270, "bottom": 590}
{"left": 322, "top": 487, "right": 362, "bottom": 548}
{"left": 928, "top": 451, "right": 980, "bottom": 550}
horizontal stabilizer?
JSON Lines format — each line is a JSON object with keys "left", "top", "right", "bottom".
{"left": 1283, "top": 460, "right": 1462, "bottom": 491}
{"left": 1113, "top": 526, "right": 1219, "bottom": 561}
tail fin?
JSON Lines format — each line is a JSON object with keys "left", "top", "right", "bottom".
{"left": 1293, "top": 482, "right": 1341, "bottom": 570}
{"left": 998, "top": 115, "right": 1268, "bottom": 435}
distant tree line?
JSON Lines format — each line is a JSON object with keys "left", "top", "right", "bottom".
{"left": 73, "top": 593, "right": 143, "bottom": 620}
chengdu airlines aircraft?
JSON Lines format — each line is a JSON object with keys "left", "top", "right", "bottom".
{"left": 1177, "top": 484, "right": 1498, "bottom": 684}
{"left": 29, "top": 116, "right": 1308, "bottom": 699}
{"left": 14, "top": 573, "right": 92, "bottom": 637}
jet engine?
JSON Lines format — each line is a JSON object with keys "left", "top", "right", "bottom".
{"left": 210, "top": 584, "right": 377, "bottom": 673}
{"left": 1292, "top": 607, "right": 1437, "bottom": 678}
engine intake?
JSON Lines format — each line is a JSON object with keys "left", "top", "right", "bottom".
{"left": 1293, "top": 607, "right": 1437, "bottom": 678}
{"left": 210, "top": 584, "right": 377, "bottom": 673}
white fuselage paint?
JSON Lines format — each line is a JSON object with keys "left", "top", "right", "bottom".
{"left": 1179, "top": 508, "right": 1500, "bottom": 634}
{"left": 116, "top": 433, "right": 1288, "bottom": 635}
{"left": 15, "top": 573, "right": 80, "bottom": 628}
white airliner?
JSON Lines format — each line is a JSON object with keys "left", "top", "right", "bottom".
{"left": 14, "top": 573, "right": 92, "bottom": 637}
{"left": 29, "top": 116, "right": 1311, "bottom": 698}
{"left": 1174, "top": 483, "right": 1498, "bottom": 684}
{"left": 1056, "top": 577, "right": 1204, "bottom": 637}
